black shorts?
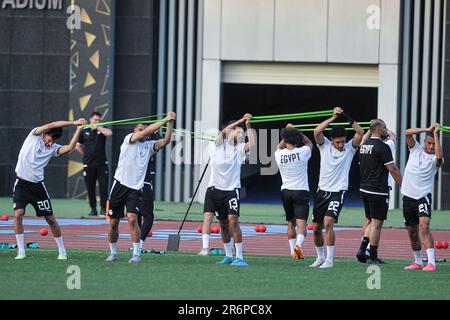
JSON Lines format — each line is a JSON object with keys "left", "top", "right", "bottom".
{"left": 12, "top": 178, "right": 54, "bottom": 217}
{"left": 361, "top": 192, "right": 389, "bottom": 221}
{"left": 312, "top": 190, "right": 346, "bottom": 224}
{"left": 403, "top": 194, "right": 432, "bottom": 227}
{"left": 108, "top": 180, "right": 142, "bottom": 219}
{"left": 203, "top": 187, "right": 240, "bottom": 221}
{"left": 281, "top": 189, "right": 310, "bottom": 221}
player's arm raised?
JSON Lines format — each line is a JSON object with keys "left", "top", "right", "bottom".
{"left": 350, "top": 122, "right": 365, "bottom": 148}
{"left": 216, "top": 114, "right": 250, "bottom": 146}
{"left": 34, "top": 119, "right": 86, "bottom": 136}
{"left": 244, "top": 114, "right": 254, "bottom": 151}
{"left": 130, "top": 112, "right": 176, "bottom": 143}
{"left": 97, "top": 126, "right": 112, "bottom": 137}
{"left": 154, "top": 118, "right": 174, "bottom": 152}
{"left": 301, "top": 132, "right": 314, "bottom": 150}
{"left": 433, "top": 124, "right": 444, "bottom": 167}
{"left": 58, "top": 119, "right": 88, "bottom": 155}
{"left": 314, "top": 107, "right": 341, "bottom": 145}
{"left": 404, "top": 126, "right": 433, "bottom": 148}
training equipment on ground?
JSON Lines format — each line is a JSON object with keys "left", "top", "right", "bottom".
{"left": 259, "top": 225, "right": 267, "bottom": 232}
{"left": 196, "top": 225, "right": 202, "bottom": 233}
{"left": 422, "top": 258, "right": 447, "bottom": 263}
{"left": 39, "top": 228, "right": 48, "bottom": 236}
{"left": 0, "top": 243, "right": 17, "bottom": 249}
{"left": 441, "top": 241, "right": 449, "bottom": 249}
{"left": 26, "top": 242, "right": 39, "bottom": 249}
{"left": 1, "top": 214, "right": 9, "bottom": 221}
{"left": 307, "top": 224, "right": 314, "bottom": 230}
{"left": 210, "top": 248, "right": 224, "bottom": 255}
{"left": 435, "top": 241, "right": 443, "bottom": 249}
{"left": 147, "top": 231, "right": 153, "bottom": 237}
{"left": 210, "top": 226, "right": 220, "bottom": 234}
{"left": 255, "top": 225, "right": 261, "bottom": 232}
{"left": 167, "top": 159, "right": 210, "bottom": 252}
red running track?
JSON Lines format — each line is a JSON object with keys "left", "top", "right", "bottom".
{"left": 1, "top": 218, "right": 449, "bottom": 260}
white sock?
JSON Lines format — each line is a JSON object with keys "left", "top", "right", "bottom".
{"left": 426, "top": 248, "right": 435, "bottom": 266}
{"left": 133, "top": 242, "right": 141, "bottom": 256}
{"left": 109, "top": 242, "right": 117, "bottom": 255}
{"left": 16, "top": 234, "right": 25, "bottom": 255}
{"left": 413, "top": 250, "right": 423, "bottom": 265}
{"left": 296, "top": 234, "right": 305, "bottom": 247}
{"left": 54, "top": 237, "right": 66, "bottom": 256}
{"left": 315, "top": 246, "right": 325, "bottom": 260}
{"left": 326, "top": 246, "right": 335, "bottom": 262}
{"left": 223, "top": 242, "right": 233, "bottom": 258}
{"left": 289, "top": 239, "right": 296, "bottom": 254}
{"left": 140, "top": 239, "right": 144, "bottom": 250}
{"left": 202, "top": 234, "right": 210, "bottom": 249}
{"left": 235, "top": 242, "right": 243, "bottom": 260}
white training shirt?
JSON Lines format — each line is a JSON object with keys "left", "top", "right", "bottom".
{"left": 15, "top": 128, "right": 61, "bottom": 183}
{"left": 317, "top": 138, "right": 357, "bottom": 192}
{"left": 401, "top": 139, "right": 442, "bottom": 200}
{"left": 207, "top": 140, "right": 247, "bottom": 191}
{"left": 385, "top": 139, "right": 396, "bottom": 190}
{"left": 114, "top": 133, "right": 157, "bottom": 190}
{"left": 274, "top": 146, "right": 311, "bottom": 191}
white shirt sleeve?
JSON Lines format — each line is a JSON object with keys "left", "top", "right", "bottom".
{"left": 317, "top": 137, "right": 331, "bottom": 149}
{"left": 408, "top": 138, "right": 422, "bottom": 154}
{"left": 346, "top": 139, "right": 357, "bottom": 153}
{"left": 52, "top": 144, "right": 62, "bottom": 157}
{"left": 274, "top": 149, "right": 281, "bottom": 165}
{"left": 238, "top": 143, "right": 247, "bottom": 162}
{"left": 300, "top": 146, "right": 312, "bottom": 161}
{"left": 147, "top": 140, "right": 158, "bottom": 157}
{"left": 124, "top": 133, "right": 134, "bottom": 145}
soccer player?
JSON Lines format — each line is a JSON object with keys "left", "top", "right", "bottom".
{"left": 13, "top": 118, "right": 87, "bottom": 260}
{"left": 310, "top": 107, "right": 364, "bottom": 268}
{"left": 402, "top": 124, "right": 443, "bottom": 272}
{"left": 356, "top": 119, "right": 402, "bottom": 264}
{"left": 106, "top": 112, "right": 176, "bottom": 263}
{"left": 76, "top": 111, "right": 112, "bottom": 216}
{"left": 275, "top": 124, "right": 313, "bottom": 261}
{"left": 137, "top": 130, "right": 168, "bottom": 251}
{"left": 199, "top": 114, "right": 254, "bottom": 267}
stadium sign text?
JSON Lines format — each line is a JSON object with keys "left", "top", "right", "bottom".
{"left": 1, "top": 0, "right": 62, "bottom": 10}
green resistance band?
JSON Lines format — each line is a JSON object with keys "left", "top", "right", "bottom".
{"left": 292, "top": 122, "right": 371, "bottom": 129}
{"left": 249, "top": 111, "right": 335, "bottom": 124}
{"left": 300, "top": 127, "right": 370, "bottom": 132}
{"left": 81, "top": 113, "right": 167, "bottom": 127}
{"left": 251, "top": 109, "right": 334, "bottom": 120}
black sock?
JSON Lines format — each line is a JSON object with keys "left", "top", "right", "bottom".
{"left": 359, "top": 237, "right": 370, "bottom": 252}
{"left": 370, "top": 245, "right": 378, "bottom": 260}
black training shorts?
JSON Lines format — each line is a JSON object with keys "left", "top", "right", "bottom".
{"left": 361, "top": 191, "right": 389, "bottom": 221}
{"left": 203, "top": 187, "right": 241, "bottom": 221}
{"left": 403, "top": 193, "right": 432, "bottom": 227}
{"left": 108, "top": 180, "right": 142, "bottom": 219}
{"left": 13, "top": 178, "right": 54, "bottom": 217}
{"left": 313, "top": 189, "right": 346, "bottom": 224}
{"left": 281, "top": 189, "right": 310, "bottom": 221}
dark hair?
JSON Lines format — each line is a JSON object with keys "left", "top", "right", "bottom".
{"left": 281, "top": 128, "right": 303, "bottom": 147}
{"left": 221, "top": 120, "right": 244, "bottom": 131}
{"left": 330, "top": 126, "right": 347, "bottom": 139}
{"left": 425, "top": 132, "right": 434, "bottom": 139}
{"left": 46, "top": 128, "right": 63, "bottom": 141}
{"left": 90, "top": 111, "right": 102, "bottom": 118}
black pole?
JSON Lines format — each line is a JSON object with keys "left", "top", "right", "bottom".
{"left": 177, "top": 158, "right": 210, "bottom": 234}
